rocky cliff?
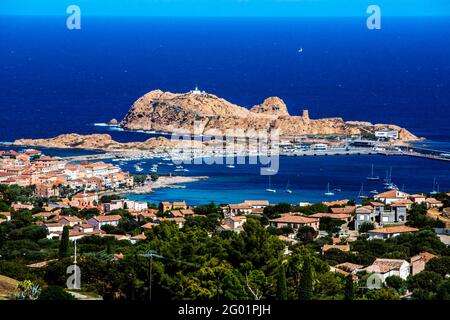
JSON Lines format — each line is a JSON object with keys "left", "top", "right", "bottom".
{"left": 119, "top": 89, "right": 420, "bottom": 141}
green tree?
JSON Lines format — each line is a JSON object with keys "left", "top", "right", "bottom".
{"left": 385, "top": 275, "right": 405, "bottom": 293}
{"left": 358, "top": 222, "right": 375, "bottom": 233}
{"left": 297, "top": 226, "right": 317, "bottom": 243}
{"left": 59, "top": 226, "right": 70, "bottom": 258}
{"left": 299, "top": 255, "right": 313, "bottom": 300}
{"left": 407, "top": 271, "right": 443, "bottom": 300}
{"left": 150, "top": 172, "right": 159, "bottom": 182}
{"left": 426, "top": 256, "right": 450, "bottom": 277}
{"left": 344, "top": 275, "right": 355, "bottom": 300}
{"left": 276, "top": 265, "right": 287, "bottom": 300}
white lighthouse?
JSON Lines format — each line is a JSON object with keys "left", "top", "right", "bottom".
{"left": 191, "top": 86, "right": 205, "bottom": 95}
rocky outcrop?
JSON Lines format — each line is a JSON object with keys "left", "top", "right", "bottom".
{"left": 250, "top": 97, "right": 289, "bottom": 117}
{"left": 119, "top": 89, "right": 420, "bottom": 141}
{"left": 14, "top": 134, "right": 204, "bottom": 152}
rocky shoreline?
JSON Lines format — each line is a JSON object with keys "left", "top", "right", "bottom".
{"left": 99, "top": 175, "right": 209, "bottom": 196}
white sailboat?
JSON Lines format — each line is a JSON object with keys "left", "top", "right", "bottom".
{"left": 366, "top": 164, "right": 380, "bottom": 181}
{"left": 285, "top": 179, "right": 292, "bottom": 194}
{"left": 266, "top": 176, "right": 276, "bottom": 193}
{"left": 358, "top": 183, "right": 368, "bottom": 199}
{"left": 430, "top": 178, "right": 439, "bottom": 195}
{"left": 324, "top": 183, "right": 334, "bottom": 196}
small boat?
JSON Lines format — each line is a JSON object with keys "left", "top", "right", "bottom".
{"left": 384, "top": 183, "right": 398, "bottom": 190}
{"left": 334, "top": 188, "right": 342, "bottom": 192}
{"left": 370, "top": 190, "right": 378, "bottom": 195}
{"left": 324, "top": 183, "right": 334, "bottom": 196}
{"left": 430, "top": 178, "right": 439, "bottom": 195}
{"left": 367, "top": 164, "right": 380, "bottom": 181}
{"left": 227, "top": 165, "right": 236, "bottom": 169}
{"left": 285, "top": 179, "right": 292, "bottom": 194}
{"left": 266, "top": 176, "right": 276, "bottom": 193}
{"left": 358, "top": 183, "right": 368, "bottom": 199}
{"left": 134, "top": 164, "right": 144, "bottom": 172}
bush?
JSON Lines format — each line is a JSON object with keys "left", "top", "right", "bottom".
{"left": 38, "top": 286, "right": 76, "bottom": 300}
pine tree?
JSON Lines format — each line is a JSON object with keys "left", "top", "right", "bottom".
{"left": 345, "top": 274, "right": 355, "bottom": 300}
{"left": 299, "top": 255, "right": 313, "bottom": 300}
{"left": 59, "top": 226, "right": 69, "bottom": 258}
{"left": 276, "top": 265, "right": 288, "bottom": 300}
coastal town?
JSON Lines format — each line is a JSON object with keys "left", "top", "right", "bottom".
{"left": 0, "top": 147, "right": 449, "bottom": 300}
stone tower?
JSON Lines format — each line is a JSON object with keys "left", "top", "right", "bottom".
{"left": 302, "top": 109, "right": 310, "bottom": 120}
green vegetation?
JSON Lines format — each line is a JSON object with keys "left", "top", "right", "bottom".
{"left": 1, "top": 184, "right": 450, "bottom": 300}
{"left": 132, "top": 174, "right": 148, "bottom": 185}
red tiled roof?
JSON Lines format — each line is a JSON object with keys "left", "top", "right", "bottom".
{"left": 270, "top": 214, "right": 319, "bottom": 224}
{"left": 92, "top": 215, "right": 121, "bottom": 222}
{"left": 367, "top": 259, "right": 408, "bottom": 273}
{"left": 369, "top": 226, "right": 418, "bottom": 234}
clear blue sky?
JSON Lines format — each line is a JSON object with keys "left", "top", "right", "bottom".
{"left": 1, "top": 0, "right": 450, "bottom": 17}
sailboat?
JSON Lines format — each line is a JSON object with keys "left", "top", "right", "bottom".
{"left": 285, "top": 179, "right": 292, "bottom": 194}
{"left": 266, "top": 176, "right": 276, "bottom": 193}
{"left": 430, "top": 178, "right": 439, "bottom": 195}
{"left": 324, "top": 183, "right": 334, "bottom": 196}
{"left": 383, "top": 167, "right": 398, "bottom": 190}
{"left": 358, "top": 183, "right": 368, "bottom": 199}
{"left": 367, "top": 164, "right": 380, "bottom": 181}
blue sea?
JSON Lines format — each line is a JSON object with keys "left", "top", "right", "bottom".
{"left": 1, "top": 16, "right": 449, "bottom": 205}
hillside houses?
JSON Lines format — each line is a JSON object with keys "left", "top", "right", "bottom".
{"left": 269, "top": 214, "right": 320, "bottom": 231}
{"left": 221, "top": 200, "right": 269, "bottom": 217}
{"left": 355, "top": 201, "right": 408, "bottom": 231}
{"left": 368, "top": 226, "right": 419, "bottom": 240}
{"left": 0, "top": 149, "right": 133, "bottom": 195}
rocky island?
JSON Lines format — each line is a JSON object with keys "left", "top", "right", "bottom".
{"left": 119, "top": 89, "right": 420, "bottom": 141}
{"left": 13, "top": 89, "right": 421, "bottom": 154}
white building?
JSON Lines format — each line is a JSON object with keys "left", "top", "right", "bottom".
{"left": 375, "top": 129, "right": 399, "bottom": 140}
{"left": 365, "top": 259, "right": 410, "bottom": 281}
{"left": 88, "top": 215, "right": 121, "bottom": 230}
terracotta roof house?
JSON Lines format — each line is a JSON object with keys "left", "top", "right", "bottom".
{"left": 310, "top": 212, "right": 351, "bottom": 222}
{"left": 365, "top": 258, "right": 410, "bottom": 281}
{"left": 369, "top": 226, "right": 418, "bottom": 240}
{"left": 330, "top": 206, "right": 356, "bottom": 214}
{"left": 0, "top": 212, "right": 11, "bottom": 221}
{"left": 335, "top": 262, "right": 364, "bottom": 273}
{"left": 410, "top": 252, "right": 436, "bottom": 275}
{"left": 322, "top": 244, "right": 351, "bottom": 253}
{"left": 88, "top": 215, "right": 122, "bottom": 230}
{"left": 243, "top": 200, "right": 269, "bottom": 208}
{"left": 425, "top": 198, "right": 444, "bottom": 209}
{"left": 59, "top": 215, "right": 82, "bottom": 227}
{"left": 141, "top": 222, "right": 156, "bottom": 230}
{"left": 410, "top": 194, "right": 426, "bottom": 204}
{"left": 269, "top": 214, "right": 320, "bottom": 231}
{"left": 374, "top": 190, "right": 410, "bottom": 204}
